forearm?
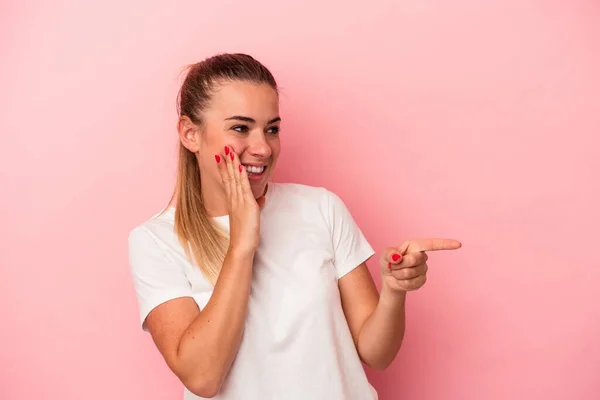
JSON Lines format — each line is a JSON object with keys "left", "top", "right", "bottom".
{"left": 176, "top": 247, "right": 255, "bottom": 391}
{"left": 357, "top": 283, "right": 407, "bottom": 370}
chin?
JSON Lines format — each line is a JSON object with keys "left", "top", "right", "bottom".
{"left": 251, "top": 183, "right": 268, "bottom": 199}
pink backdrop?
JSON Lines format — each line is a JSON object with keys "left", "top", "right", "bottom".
{"left": 2, "top": 1, "right": 599, "bottom": 399}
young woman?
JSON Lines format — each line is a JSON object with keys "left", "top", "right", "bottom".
{"left": 128, "top": 53, "right": 461, "bottom": 399}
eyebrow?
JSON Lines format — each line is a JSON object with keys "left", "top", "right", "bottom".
{"left": 225, "top": 116, "right": 281, "bottom": 124}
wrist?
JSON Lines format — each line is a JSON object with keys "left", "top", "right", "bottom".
{"left": 226, "top": 245, "right": 256, "bottom": 264}
{"left": 380, "top": 280, "right": 407, "bottom": 308}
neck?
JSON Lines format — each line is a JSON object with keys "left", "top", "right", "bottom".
{"left": 200, "top": 181, "right": 270, "bottom": 218}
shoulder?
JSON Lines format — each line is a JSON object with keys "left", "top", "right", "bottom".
{"left": 128, "top": 206, "right": 177, "bottom": 254}
{"left": 270, "top": 182, "right": 340, "bottom": 207}
{"left": 126, "top": 207, "right": 195, "bottom": 330}
{"left": 268, "top": 182, "right": 353, "bottom": 228}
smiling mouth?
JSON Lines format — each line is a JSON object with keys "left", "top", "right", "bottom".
{"left": 242, "top": 164, "right": 267, "bottom": 175}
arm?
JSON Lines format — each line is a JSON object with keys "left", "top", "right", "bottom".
{"left": 339, "top": 239, "right": 462, "bottom": 370}
{"left": 338, "top": 262, "right": 406, "bottom": 370}
{"left": 323, "top": 189, "right": 460, "bottom": 369}
{"left": 136, "top": 147, "right": 265, "bottom": 397}
{"left": 145, "top": 248, "right": 254, "bottom": 398}
{"left": 325, "top": 189, "right": 405, "bottom": 369}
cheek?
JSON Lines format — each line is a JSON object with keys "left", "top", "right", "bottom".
{"left": 270, "top": 140, "right": 281, "bottom": 158}
{"left": 202, "top": 127, "right": 230, "bottom": 152}
{"left": 221, "top": 138, "right": 246, "bottom": 155}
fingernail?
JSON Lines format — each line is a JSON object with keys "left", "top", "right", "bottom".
{"left": 224, "top": 146, "right": 229, "bottom": 155}
{"left": 239, "top": 165, "right": 242, "bottom": 173}
{"left": 388, "top": 262, "right": 392, "bottom": 270}
{"left": 392, "top": 253, "right": 402, "bottom": 262}
{"left": 230, "top": 152, "right": 234, "bottom": 161}
{"left": 215, "top": 155, "right": 221, "bottom": 163}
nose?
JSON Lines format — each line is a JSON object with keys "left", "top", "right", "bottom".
{"left": 246, "top": 132, "right": 272, "bottom": 159}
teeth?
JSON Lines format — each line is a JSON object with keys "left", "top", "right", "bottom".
{"left": 244, "top": 165, "right": 266, "bottom": 174}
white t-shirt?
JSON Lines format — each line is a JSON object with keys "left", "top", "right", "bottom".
{"left": 128, "top": 182, "right": 378, "bottom": 400}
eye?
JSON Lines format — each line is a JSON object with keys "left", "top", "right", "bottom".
{"left": 232, "top": 125, "right": 249, "bottom": 133}
{"left": 267, "top": 126, "right": 280, "bottom": 135}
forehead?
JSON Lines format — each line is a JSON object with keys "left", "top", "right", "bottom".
{"left": 207, "top": 80, "right": 279, "bottom": 119}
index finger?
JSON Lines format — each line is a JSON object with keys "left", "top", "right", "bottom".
{"left": 215, "top": 152, "right": 231, "bottom": 198}
{"left": 400, "top": 238, "right": 462, "bottom": 254}
{"left": 238, "top": 163, "right": 254, "bottom": 199}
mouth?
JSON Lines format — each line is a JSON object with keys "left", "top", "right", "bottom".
{"left": 242, "top": 164, "right": 267, "bottom": 180}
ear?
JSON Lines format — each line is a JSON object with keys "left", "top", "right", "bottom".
{"left": 177, "top": 116, "right": 201, "bottom": 153}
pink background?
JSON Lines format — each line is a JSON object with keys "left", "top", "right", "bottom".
{"left": 2, "top": 1, "right": 599, "bottom": 399}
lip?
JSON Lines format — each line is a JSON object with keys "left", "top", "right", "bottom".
{"left": 247, "top": 173, "right": 265, "bottom": 181}
{"left": 241, "top": 163, "right": 268, "bottom": 167}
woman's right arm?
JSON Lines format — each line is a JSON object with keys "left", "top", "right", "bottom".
{"left": 141, "top": 147, "right": 263, "bottom": 398}
{"left": 144, "top": 246, "right": 255, "bottom": 398}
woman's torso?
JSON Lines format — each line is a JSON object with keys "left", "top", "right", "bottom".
{"left": 137, "top": 182, "right": 378, "bottom": 400}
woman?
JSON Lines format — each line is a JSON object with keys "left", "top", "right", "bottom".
{"left": 128, "top": 53, "right": 461, "bottom": 399}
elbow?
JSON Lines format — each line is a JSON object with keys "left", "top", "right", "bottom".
{"left": 185, "top": 379, "right": 221, "bottom": 398}
{"left": 365, "top": 358, "right": 393, "bottom": 371}
{"left": 183, "top": 375, "right": 224, "bottom": 398}
{"left": 358, "top": 337, "right": 404, "bottom": 371}
{"left": 359, "top": 348, "right": 399, "bottom": 371}
{"left": 173, "top": 348, "right": 230, "bottom": 397}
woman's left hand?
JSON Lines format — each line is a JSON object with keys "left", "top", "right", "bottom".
{"left": 381, "top": 239, "right": 462, "bottom": 293}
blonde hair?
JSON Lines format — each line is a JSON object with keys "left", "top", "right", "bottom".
{"left": 170, "top": 53, "right": 278, "bottom": 285}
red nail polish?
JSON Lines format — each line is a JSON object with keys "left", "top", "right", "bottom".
{"left": 239, "top": 165, "right": 242, "bottom": 173}
{"left": 215, "top": 155, "right": 220, "bottom": 163}
{"left": 230, "top": 152, "right": 234, "bottom": 161}
{"left": 392, "top": 253, "right": 401, "bottom": 262}
{"left": 224, "top": 146, "right": 229, "bottom": 155}
{"left": 388, "top": 262, "right": 392, "bottom": 270}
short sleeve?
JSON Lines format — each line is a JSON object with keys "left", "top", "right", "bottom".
{"left": 128, "top": 226, "right": 193, "bottom": 330}
{"left": 325, "top": 190, "right": 375, "bottom": 279}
